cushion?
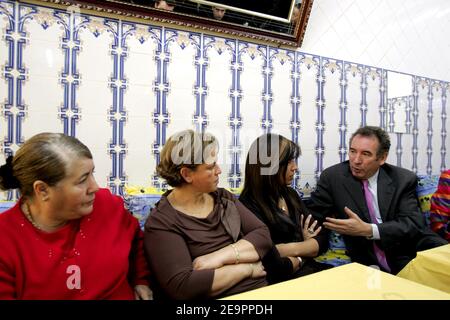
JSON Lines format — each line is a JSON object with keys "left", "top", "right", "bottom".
{"left": 123, "top": 186, "right": 164, "bottom": 230}
{"left": 416, "top": 174, "right": 440, "bottom": 227}
{"left": 314, "top": 231, "right": 352, "bottom": 266}
{"left": 122, "top": 186, "right": 242, "bottom": 230}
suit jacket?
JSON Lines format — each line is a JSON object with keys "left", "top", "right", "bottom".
{"left": 308, "top": 161, "right": 446, "bottom": 274}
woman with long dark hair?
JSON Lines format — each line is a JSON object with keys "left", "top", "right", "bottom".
{"left": 240, "top": 133, "right": 331, "bottom": 277}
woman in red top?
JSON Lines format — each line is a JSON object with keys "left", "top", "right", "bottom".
{"left": 0, "top": 132, "right": 152, "bottom": 299}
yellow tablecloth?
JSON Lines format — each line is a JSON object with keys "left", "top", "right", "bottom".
{"left": 397, "top": 243, "right": 450, "bottom": 293}
{"left": 223, "top": 262, "right": 450, "bottom": 300}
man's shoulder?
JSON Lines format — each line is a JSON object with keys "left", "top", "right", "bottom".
{"left": 381, "top": 163, "right": 416, "bottom": 180}
{"left": 321, "top": 161, "right": 349, "bottom": 176}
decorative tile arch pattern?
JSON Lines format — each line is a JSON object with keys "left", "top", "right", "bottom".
{"left": 0, "top": 0, "right": 448, "bottom": 200}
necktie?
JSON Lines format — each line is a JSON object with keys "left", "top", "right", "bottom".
{"left": 362, "top": 180, "right": 391, "bottom": 272}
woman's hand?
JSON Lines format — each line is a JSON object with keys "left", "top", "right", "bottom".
{"left": 193, "top": 251, "right": 224, "bottom": 270}
{"left": 300, "top": 214, "right": 322, "bottom": 240}
{"left": 246, "top": 261, "right": 266, "bottom": 278}
{"left": 134, "top": 285, "right": 153, "bottom": 300}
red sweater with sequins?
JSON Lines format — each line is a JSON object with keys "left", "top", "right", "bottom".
{"left": 0, "top": 188, "right": 150, "bottom": 299}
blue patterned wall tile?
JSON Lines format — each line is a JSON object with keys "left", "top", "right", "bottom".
{"left": 1, "top": 0, "right": 449, "bottom": 201}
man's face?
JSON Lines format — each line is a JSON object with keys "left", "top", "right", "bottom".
{"left": 212, "top": 7, "right": 226, "bottom": 20}
{"left": 348, "top": 134, "right": 387, "bottom": 180}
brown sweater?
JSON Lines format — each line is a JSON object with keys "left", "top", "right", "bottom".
{"left": 144, "top": 188, "right": 272, "bottom": 300}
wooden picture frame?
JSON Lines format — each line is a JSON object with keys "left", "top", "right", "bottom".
{"left": 33, "top": 0, "right": 314, "bottom": 47}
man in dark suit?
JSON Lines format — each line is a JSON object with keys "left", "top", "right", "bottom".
{"left": 308, "top": 126, "right": 446, "bottom": 274}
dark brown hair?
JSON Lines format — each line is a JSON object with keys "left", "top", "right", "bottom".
{"left": 241, "top": 133, "right": 300, "bottom": 223}
{"left": 350, "top": 126, "right": 391, "bottom": 158}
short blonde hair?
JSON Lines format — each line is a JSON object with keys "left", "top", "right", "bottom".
{"left": 157, "top": 130, "right": 218, "bottom": 187}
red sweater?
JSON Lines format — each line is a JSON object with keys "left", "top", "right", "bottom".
{"left": 0, "top": 188, "right": 150, "bottom": 299}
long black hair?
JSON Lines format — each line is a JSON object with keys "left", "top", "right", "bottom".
{"left": 241, "top": 133, "right": 301, "bottom": 224}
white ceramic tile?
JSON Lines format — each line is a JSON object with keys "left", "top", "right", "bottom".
{"left": 322, "top": 59, "right": 343, "bottom": 169}
{"left": 416, "top": 83, "right": 429, "bottom": 174}
{"left": 22, "top": 111, "right": 63, "bottom": 138}
{"left": 165, "top": 87, "right": 196, "bottom": 121}
{"left": 2, "top": 0, "right": 449, "bottom": 198}
{"left": 344, "top": 2, "right": 365, "bottom": 31}
{"left": 205, "top": 40, "right": 234, "bottom": 95}
{"left": 122, "top": 84, "right": 154, "bottom": 117}
{"left": 364, "top": 7, "right": 385, "bottom": 37}
{"left": 124, "top": 147, "right": 156, "bottom": 187}
{"left": 344, "top": 63, "right": 364, "bottom": 135}
{"left": 239, "top": 95, "right": 264, "bottom": 127}
{"left": 21, "top": 74, "right": 63, "bottom": 126}
{"left": 298, "top": 55, "right": 319, "bottom": 151}
{"left": 204, "top": 41, "right": 234, "bottom": 129}
{"left": 301, "top": 4, "right": 331, "bottom": 51}
{"left": 386, "top": 132, "right": 398, "bottom": 165}
{"left": 124, "top": 115, "right": 155, "bottom": 163}
{"left": 336, "top": 0, "right": 356, "bottom": 14}
{"left": 317, "top": 0, "right": 344, "bottom": 25}
{"left": 239, "top": 43, "right": 265, "bottom": 126}
{"left": 166, "top": 31, "right": 199, "bottom": 91}
{"left": 319, "top": 27, "right": 343, "bottom": 57}
{"left": 271, "top": 123, "right": 293, "bottom": 144}
{"left": 445, "top": 84, "right": 450, "bottom": 169}
{"left": 0, "top": 6, "right": 9, "bottom": 137}
{"left": 332, "top": 45, "right": 352, "bottom": 65}
{"left": 22, "top": 39, "right": 64, "bottom": 78}
{"left": 77, "top": 20, "right": 116, "bottom": 83}
{"left": 238, "top": 124, "right": 266, "bottom": 158}
{"left": 394, "top": 33, "right": 412, "bottom": 58}
{"left": 364, "top": 37, "right": 384, "bottom": 65}
{"left": 205, "top": 88, "right": 232, "bottom": 128}
{"left": 298, "top": 149, "right": 317, "bottom": 177}
{"left": 206, "top": 120, "right": 236, "bottom": 189}
{"left": 123, "top": 52, "right": 157, "bottom": 86}
{"left": 431, "top": 84, "right": 443, "bottom": 173}
{"left": 20, "top": 5, "right": 69, "bottom": 44}
{"left": 77, "top": 114, "right": 116, "bottom": 188}
{"left": 77, "top": 80, "right": 112, "bottom": 116}
{"left": 88, "top": 147, "right": 111, "bottom": 189}
{"left": 124, "top": 23, "right": 161, "bottom": 55}
{"left": 365, "top": 68, "right": 383, "bottom": 127}
{"left": 76, "top": 113, "right": 111, "bottom": 151}
{"left": 305, "top": 0, "right": 450, "bottom": 81}
{"left": 400, "top": 133, "right": 414, "bottom": 171}
{"left": 355, "top": 0, "right": 379, "bottom": 19}
{"left": 165, "top": 116, "right": 195, "bottom": 139}
{"left": 270, "top": 51, "right": 294, "bottom": 128}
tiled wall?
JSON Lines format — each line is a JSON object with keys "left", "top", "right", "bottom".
{"left": 303, "top": 0, "right": 450, "bottom": 82}
{"left": 0, "top": 0, "right": 448, "bottom": 200}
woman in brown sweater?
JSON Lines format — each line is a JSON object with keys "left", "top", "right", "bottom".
{"left": 144, "top": 130, "right": 272, "bottom": 299}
